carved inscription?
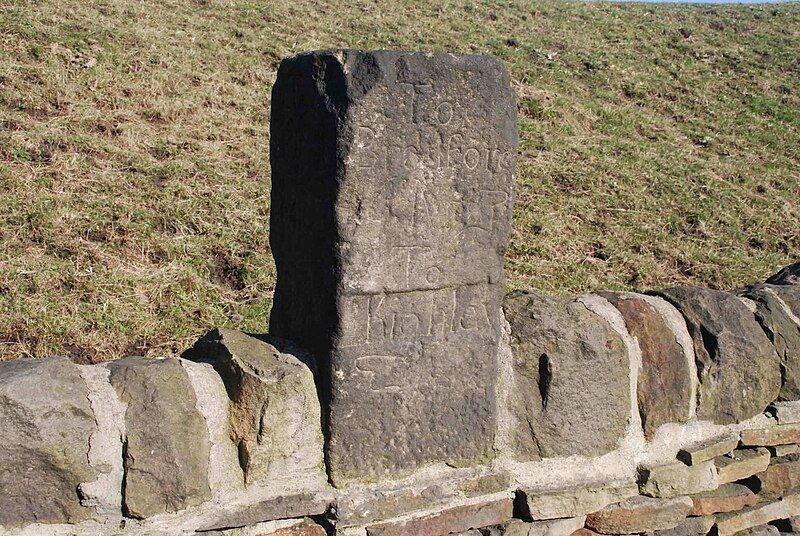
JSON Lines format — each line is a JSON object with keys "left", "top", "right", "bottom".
{"left": 268, "top": 50, "right": 517, "bottom": 483}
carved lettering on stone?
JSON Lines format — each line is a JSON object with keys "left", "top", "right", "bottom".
{"left": 269, "top": 50, "right": 517, "bottom": 484}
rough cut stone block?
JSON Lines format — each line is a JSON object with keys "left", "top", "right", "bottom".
{"left": 770, "top": 402, "right": 800, "bottom": 425}
{"left": 742, "top": 425, "right": 800, "bottom": 447}
{"left": 654, "top": 287, "right": 781, "bottom": 424}
{"left": 504, "top": 291, "right": 631, "bottom": 460}
{"left": 0, "top": 357, "right": 97, "bottom": 527}
{"left": 269, "top": 49, "right": 517, "bottom": 484}
{"left": 688, "top": 483, "right": 759, "bottom": 516}
{"left": 744, "top": 454, "right": 800, "bottom": 498}
{"left": 644, "top": 515, "right": 716, "bottom": 536}
{"left": 198, "top": 492, "right": 333, "bottom": 532}
{"left": 517, "top": 482, "right": 640, "bottom": 520}
{"left": 715, "top": 448, "right": 772, "bottom": 485}
{"left": 183, "top": 329, "right": 324, "bottom": 485}
{"left": 677, "top": 434, "right": 739, "bottom": 466}
{"left": 715, "top": 494, "right": 800, "bottom": 536}
{"left": 766, "top": 263, "right": 800, "bottom": 286}
{"left": 741, "top": 285, "right": 800, "bottom": 401}
{"left": 584, "top": 495, "right": 693, "bottom": 534}
{"left": 107, "top": 356, "right": 211, "bottom": 519}
{"left": 600, "top": 292, "right": 692, "bottom": 438}
{"left": 365, "top": 498, "right": 513, "bottom": 536}
{"left": 638, "top": 460, "right": 719, "bottom": 498}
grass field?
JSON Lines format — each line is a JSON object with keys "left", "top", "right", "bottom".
{"left": 0, "top": 0, "right": 798, "bottom": 361}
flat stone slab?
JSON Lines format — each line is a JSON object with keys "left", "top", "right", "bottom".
{"left": 644, "top": 515, "right": 716, "bottom": 536}
{"left": 688, "top": 483, "right": 759, "bottom": 516}
{"left": 365, "top": 498, "right": 512, "bottom": 536}
{"left": 715, "top": 448, "right": 771, "bottom": 485}
{"left": 584, "top": 495, "right": 693, "bottom": 535}
{"left": 677, "top": 434, "right": 739, "bottom": 466}
{"left": 517, "top": 482, "right": 640, "bottom": 520}
{"left": 269, "top": 49, "right": 517, "bottom": 484}
{"left": 336, "top": 469, "right": 509, "bottom": 527}
{"left": 715, "top": 494, "right": 800, "bottom": 536}
{"left": 504, "top": 291, "right": 631, "bottom": 460}
{"left": 653, "top": 286, "right": 780, "bottom": 424}
{"left": 107, "top": 356, "right": 211, "bottom": 519}
{"left": 638, "top": 459, "right": 719, "bottom": 498}
{"left": 0, "top": 357, "right": 97, "bottom": 527}
{"left": 745, "top": 454, "right": 800, "bottom": 498}
{"left": 741, "top": 424, "right": 800, "bottom": 447}
{"left": 600, "top": 292, "right": 693, "bottom": 439}
{"left": 770, "top": 402, "right": 800, "bottom": 425}
{"left": 197, "top": 492, "right": 334, "bottom": 532}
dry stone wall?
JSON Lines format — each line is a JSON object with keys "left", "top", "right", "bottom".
{"left": 1, "top": 49, "right": 800, "bottom": 536}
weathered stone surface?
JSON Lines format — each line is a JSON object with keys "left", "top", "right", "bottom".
{"left": 336, "top": 469, "right": 509, "bottom": 527}
{"left": 268, "top": 520, "right": 327, "bottom": 536}
{"left": 715, "top": 494, "right": 800, "bottom": 536}
{"left": 766, "top": 263, "right": 800, "bottom": 286}
{"left": 504, "top": 291, "right": 630, "bottom": 460}
{"left": 653, "top": 286, "right": 781, "bottom": 424}
{"left": 517, "top": 483, "right": 640, "bottom": 520}
{"left": 638, "top": 460, "right": 719, "bottom": 498}
{"left": 645, "top": 515, "right": 715, "bottom": 536}
{"left": 742, "top": 425, "right": 800, "bottom": 447}
{"left": 678, "top": 434, "right": 740, "bottom": 466}
{"left": 584, "top": 495, "right": 693, "bottom": 534}
{"left": 771, "top": 444, "right": 800, "bottom": 457}
{"left": 526, "top": 516, "right": 587, "bottom": 536}
{"left": 183, "top": 329, "right": 324, "bottom": 485}
{"left": 571, "top": 530, "right": 602, "bottom": 536}
{"left": 269, "top": 49, "right": 517, "bottom": 484}
{"left": 741, "top": 285, "right": 800, "bottom": 401}
{"left": 744, "top": 454, "right": 800, "bottom": 498}
{"left": 735, "top": 525, "right": 781, "bottom": 536}
{"left": 716, "top": 448, "right": 772, "bottom": 485}
{"left": 365, "top": 498, "right": 513, "bottom": 536}
{"left": 600, "top": 292, "right": 692, "bottom": 438}
{"left": 770, "top": 402, "right": 800, "bottom": 425}
{"left": 198, "top": 492, "right": 333, "bottom": 532}
{"left": 0, "top": 357, "right": 97, "bottom": 527}
{"left": 107, "top": 356, "right": 211, "bottom": 519}
{"left": 689, "top": 483, "right": 759, "bottom": 516}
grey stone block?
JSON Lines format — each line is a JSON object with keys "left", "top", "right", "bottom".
{"left": 268, "top": 49, "right": 517, "bottom": 484}
{"left": 0, "top": 357, "right": 97, "bottom": 526}
{"left": 653, "top": 286, "right": 781, "bottom": 424}
{"left": 504, "top": 291, "right": 631, "bottom": 460}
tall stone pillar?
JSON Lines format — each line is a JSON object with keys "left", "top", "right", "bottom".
{"left": 269, "top": 50, "right": 517, "bottom": 485}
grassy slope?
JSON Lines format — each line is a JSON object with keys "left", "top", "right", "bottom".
{"left": 0, "top": 0, "right": 798, "bottom": 361}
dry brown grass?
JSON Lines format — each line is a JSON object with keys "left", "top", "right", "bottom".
{"left": 0, "top": 0, "right": 798, "bottom": 361}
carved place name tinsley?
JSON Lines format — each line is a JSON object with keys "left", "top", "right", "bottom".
{"left": 268, "top": 50, "right": 518, "bottom": 484}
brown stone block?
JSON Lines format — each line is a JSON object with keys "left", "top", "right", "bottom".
{"left": 677, "top": 434, "right": 739, "bottom": 466}
{"left": 689, "top": 483, "right": 759, "bottom": 516}
{"left": 742, "top": 425, "right": 800, "bottom": 447}
{"left": 716, "top": 448, "right": 771, "bottom": 485}
{"left": 584, "top": 495, "right": 693, "bottom": 534}
{"left": 601, "top": 292, "right": 693, "bottom": 439}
